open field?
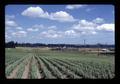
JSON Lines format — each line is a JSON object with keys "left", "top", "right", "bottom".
{"left": 5, "top": 47, "right": 115, "bottom": 79}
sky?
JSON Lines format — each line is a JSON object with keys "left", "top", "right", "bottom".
{"left": 5, "top": 5, "right": 115, "bottom": 44}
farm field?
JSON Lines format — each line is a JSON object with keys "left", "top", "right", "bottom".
{"left": 5, "top": 47, "right": 115, "bottom": 79}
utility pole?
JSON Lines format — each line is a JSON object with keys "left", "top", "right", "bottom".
{"left": 84, "top": 39, "right": 86, "bottom": 55}
{"left": 97, "top": 43, "right": 100, "bottom": 56}
{"left": 105, "top": 42, "right": 107, "bottom": 56}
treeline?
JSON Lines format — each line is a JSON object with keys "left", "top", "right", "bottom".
{"left": 5, "top": 41, "right": 115, "bottom": 48}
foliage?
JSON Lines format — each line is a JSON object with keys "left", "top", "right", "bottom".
{"left": 5, "top": 48, "right": 115, "bottom": 79}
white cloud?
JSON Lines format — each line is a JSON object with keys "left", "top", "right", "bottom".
{"left": 73, "top": 19, "right": 96, "bottom": 31}
{"left": 5, "top": 20, "right": 17, "bottom": 27}
{"left": 22, "top": 6, "right": 49, "bottom": 18}
{"left": 70, "top": 19, "right": 99, "bottom": 35}
{"left": 27, "top": 24, "right": 44, "bottom": 32}
{"left": 33, "top": 24, "right": 44, "bottom": 29}
{"left": 5, "top": 15, "right": 15, "bottom": 27}
{"left": 91, "top": 31, "right": 97, "bottom": 34}
{"left": 97, "top": 23, "right": 114, "bottom": 31}
{"left": 65, "top": 30, "right": 78, "bottom": 36}
{"left": 5, "top": 15, "right": 18, "bottom": 27}
{"left": 6, "top": 27, "right": 11, "bottom": 29}
{"left": 39, "top": 19, "right": 105, "bottom": 39}
{"left": 5, "top": 34, "right": 11, "bottom": 39}
{"left": 5, "top": 15, "right": 15, "bottom": 19}
{"left": 93, "top": 17, "right": 104, "bottom": 24}
{"left": 80, "top": 20, "right": 96, "bottom": 28}
{"left": 12, "top": 31, "right": 27, "bottom": 37}
{"left": 71, "top": 19, "right": 114, "bottom": 35}
{"left": 27, "top": 28, "right": 39, "bottom": 32}
{"left": 22, "top": 6, "right": 76, "bottom": 22}
{"left": 50, "top": 11, "right": 76, "bottom": 22}
{"left": 16, "top": 27, "right": 23, "bottom": 30}
{"left": 48, "top": 26, "right": 57, "bottom": 30}
{"left": 40, "top": 30, "right": 63, "bottom": 38}
{"left": 66, "top": 5, "right": 87, "bottom": 10}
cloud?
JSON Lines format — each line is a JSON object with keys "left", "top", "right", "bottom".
{"left": 48, "top": 26, "right": 57, "bottom": 30}
{"left": 22, "top": 6, "right": 49, "bottom": 18}
{"left": 5, "top": 33, "right": 11, "bottom": 39}
{"left": 40, "top": 30, "right": 63, "bottom": 38}
{"left": 40, "top": 18, "right": 114, "bottom": 39}
{"left": 22, "top": 6, "right": 76, "bottom": 22}
{"left": 91, "top": 31, "right": 97, "bottom": 34}
{"left": 71, "top": 19, "right": 98, "bottom": 35}
{"left": 66, "top": 5, "right": 87, "bottom": 10}
{"left": 5, "top": 15, "right": 15, "bottom": 19}
{"left": 93, "top": 17, "right": 104, "bottom": 24}
{"left": 5, "top": 20, "right": 17, "bottom": 27}
{"left": 27, "top": 24, "right": 44, "bottom": 32}
{"left": 97, "top": 23, "right": 114, "bottom": 31}
{"left": 27, "top": 28, "right": 39, "bottom": 32}
{"left": 6, "top": 27, "right": 11, "bottom": 29}
{"left": 73, "top": 20, "right": 97, "bottom": 32}
{"left": 64, "top": 30, "right": 78, "bottom": 37}
{"left": 16, "top": 27, "right": 23, "bottom": 30}
{"left": 41, "top": 19, "right": 113, "bottom": 38}
{"left": 33, "top": 24, "right": 44, "bottom": 29}
{"left": 79, "top": 20, "right": 96, "bottom": 29}
{"left": 12, "top": 31, "right": 27, "bottom": 37}
{"left": 50, "top": 11, "right": 76, "bottom": 22}
{"left": 5, "top": 15, "right": 18, "bottom": 27}
{"left": 71, "top": 19, "right": 114, "bottom": 35}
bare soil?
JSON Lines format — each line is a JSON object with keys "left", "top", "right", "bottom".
{"left": 7, "top": 64, "right": 19, "bottom": 79}
{"left": 21, "top": 56, "right": 33, "bottom": 79}
{"left": 33, "top": 56, "right": 42, "bottom": 79}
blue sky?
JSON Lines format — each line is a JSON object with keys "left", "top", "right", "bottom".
{"left": 5, "top": 5, "right": 114, "bottom": 44}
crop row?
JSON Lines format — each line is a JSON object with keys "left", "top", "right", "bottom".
{"left": 39, "top": 56, "right": 114, "bottom": 79}
{"left": 5, "top": 48, "right": 114, "bottom": 79}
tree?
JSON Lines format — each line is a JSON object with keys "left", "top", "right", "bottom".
{"left": 6, "top": 41, "right": 15, "bottom": 48}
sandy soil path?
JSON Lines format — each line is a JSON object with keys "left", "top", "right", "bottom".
{"left": 7, "top": 65, "right": 19, "bottom": 79}
{"left": 33, "top": 56, "right": 42, "bottom": 79}
{"left": 21, "top": 58, "right": 31, "bottom": 79}
{"left": 35, "top": 60, "right": 42, "bottom": 78}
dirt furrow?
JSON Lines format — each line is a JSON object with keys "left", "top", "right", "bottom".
{"left": 33, "top": 56, "right": 42, "bottom": 79}
{"left": 7, "top": 55, "right": 30, "bottom": 79}
{"left": 7, "top": 65, "right": 19, "bottom": 79}
{"left": 34, "top": 56, "right": 45, "bottom": 79}
{"left": 21, "top": 58, "right": 31, "bottom": 79}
